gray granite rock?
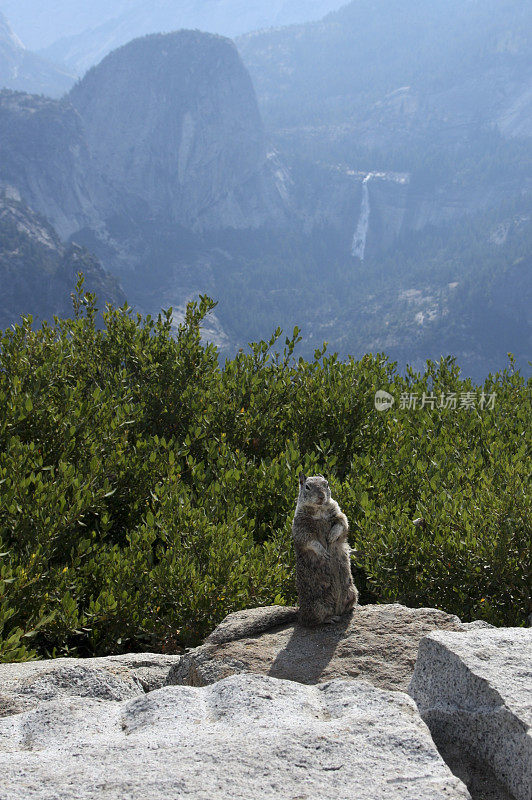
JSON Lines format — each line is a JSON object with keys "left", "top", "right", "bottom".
{"left": 168, "top": 603, "right": 479, "bottom": 691}
{"left": 101, "top": 653, "right": 182, "bottom": 693}
{"left": 0, "top": 653, "right": 181, "bottom": 717}
{"left": 409, "top": 628, "right": 532, "bottom": 800}
{"left": 0, "top": 672, "right": 471, "bottom": 800}
{"left": 436, "top": 740, "right": 518, "bottom": 800}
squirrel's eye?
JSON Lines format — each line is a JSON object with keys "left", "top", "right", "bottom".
{"left": 305, "top": 484, "right": 310, "bottom": 491}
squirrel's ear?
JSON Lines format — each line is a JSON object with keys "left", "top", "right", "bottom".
{"left": 298, "top": 472, "right": 306, "bottom": 486}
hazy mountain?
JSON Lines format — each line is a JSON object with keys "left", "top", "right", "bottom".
{"left": 234, "top": 0, "right": 532, "bottom": 377}
{"left": 0, "top": 1, "right": 132, "bottom": 51}
{"left": 0, "top": 11, "right": 74, "bottom": 97}
{"left": 1, "top": 15, "right": 529, "bottom": 378}
{"left": 0, "top": 32, "right": 290, "bottom": 346}
{"left": 237, "top": 0, "right": 532, "bottom": 246}
{"left": 0, "top": 32, "right": 287, "bottom": 234}
{"left": 0, "top": 190, "right": 124, "bottom": 330}
{"left": 239, "top": 0, "right": 532, "bottom": 219}
{"left": 66, "top": 30, "right": 291, "bottom": 338}
{"left": 69, "top": 31, "right": 288, "bottom": 232}
{"left": 239, "top": 0, "right": 532, "bottom": 140}
{"left": 4, "top": 0, "right": 348, "bottom": 75}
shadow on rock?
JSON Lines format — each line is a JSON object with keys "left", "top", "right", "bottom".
{"left": 269, "top": 611, "right": 354, "bottom": 684}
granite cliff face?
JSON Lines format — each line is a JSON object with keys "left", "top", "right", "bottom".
{"left": 0, "top": 91, "right": 112, "bottom": 239}
{"left": 69, "top": 31, "right": 287, "bottom": 232}
{"left": 0, "top": 11, "right": 74, "bottom": 97}
{"left": 0, "top": 192, "right": 124, "bottom": 330}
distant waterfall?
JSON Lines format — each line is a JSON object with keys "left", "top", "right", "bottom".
{"left": 351, "top": 173, "right": 372, "bottom": 260}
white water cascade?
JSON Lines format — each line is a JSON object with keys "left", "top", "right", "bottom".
{"left": 351, "top": 173, "right": 372, "bottom": 260}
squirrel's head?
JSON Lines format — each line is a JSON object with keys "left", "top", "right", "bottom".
{"left": 298, "top": 473, "right": 331, "bottom": 507}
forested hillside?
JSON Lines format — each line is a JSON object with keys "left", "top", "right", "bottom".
{"left": 0, "top": 194, "right": 124, "bottom": 330}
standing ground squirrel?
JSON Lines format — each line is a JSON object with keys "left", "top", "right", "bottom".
{"left": 292, "top": 473, "right": 358, "bottom": 626}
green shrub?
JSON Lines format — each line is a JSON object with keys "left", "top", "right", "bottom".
{"left": 0, "top": 277, "right": 530, "bottom": 660}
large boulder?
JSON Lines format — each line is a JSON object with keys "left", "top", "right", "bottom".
{"left": 0, "top": 672, "right": 471, "bottom": 799}
{"left": 168, "top": 603, "right": 488, "bottom": 691}
{"left": 0, "top": 653, "right": 181, "bottom": 717}
{"left": 409, "top": 628, "right": 532, "bottom": 800}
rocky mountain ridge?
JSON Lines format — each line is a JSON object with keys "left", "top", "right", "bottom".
{"left": 0, "top": 190, "right": 124, "bottom": 329}
{"left": 239, "top": 0, "right": 532, "bottom": 138}
{"left": 0, "top": 10, "right": 74, "bottom": 97}
{"left": 238, "top": 0, "right": 532, "bottom": 231}
{"left": 34, "top": 0, "right": 348, "bottom": 76}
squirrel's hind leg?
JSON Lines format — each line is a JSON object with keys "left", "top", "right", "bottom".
{"left": 343, "top": 584, "right": 358, "bottom": 612}
{"left": 298, "top": 599, "right": 336, "bottom": 627}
